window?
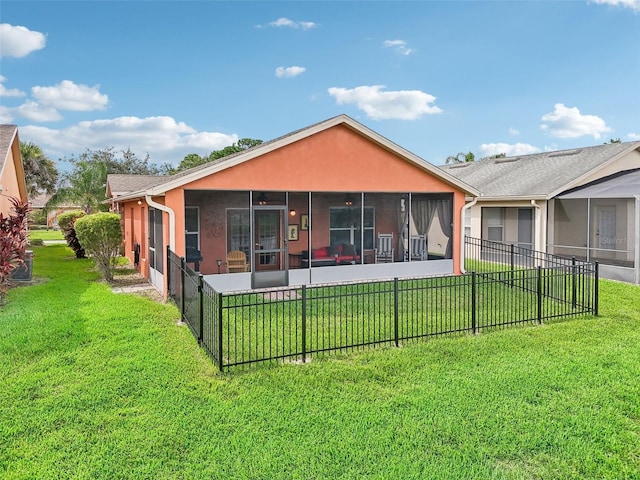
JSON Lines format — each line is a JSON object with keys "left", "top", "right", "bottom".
{"left": 185, "top": 206, "right": 200, "bottom": 251}
{"left": 227, "top": 209, "right": 250, "bottom": 255}
{"left": 485, "top": 207, "right": 504, "bottom": 242}
{"left": 464, "top": 210, "right": 471, "bottom": 239}
{"left": 329, "top": 207, "right": 374, "bottom": 250}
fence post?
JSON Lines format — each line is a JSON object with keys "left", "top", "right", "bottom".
{"left": 217, "top": 292, "right": 224, "bottom": 372}
{"left": 471, "top": 272, "right": 477, "bottom": 335}
{"left": 198, "top": 275, "right": 204, "bottom": 344}
{"left": 301, "top": 285, "right": 307, "bottom": 364}
{"left": 180, "top": 257, "right": 186, "bottom": 320}
{"left": 571, "top": 256, "right": 577, "bottom": 309}
{"left": 510, "top": 243, "right": 515, "bottom": 287}
{"left": 537, "top": 266, "right": 543, "bottom": 325}
{"left": 393, "top": 278, "right": 399, "bottom": 347}
{"left": 594, "top": 262, "right": 599, "bottom": 317}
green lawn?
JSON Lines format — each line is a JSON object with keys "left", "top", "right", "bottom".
{"left": 1, "top": 245, "right": 639, "bottom": 479}
{"left": 28, "top": 229, "right": 65, "bottom": 241}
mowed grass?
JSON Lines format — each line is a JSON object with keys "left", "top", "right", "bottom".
{"left": 1, "top": 245, "right": 639, "bottom": 479}
{"left": 28, "top": 229, "right": 65, "bottom": 241}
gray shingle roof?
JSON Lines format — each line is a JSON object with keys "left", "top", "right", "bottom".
{"left": 441, "top": 141, "right": 640, "bottom": 198}
{"left": 106, "top": 174, "right": 166, "bottom": 196}
{"left": 0, "top": 124, "right": 18, "bottom": 176}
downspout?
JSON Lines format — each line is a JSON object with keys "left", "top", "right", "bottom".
{"left": 531, "top": 199, "right": 542, "bottom": 252}
{"left": 145, "top": 194, "right": 176, "bottom": 251}
{"left": 460, "top": 197, "right": 478, "bottom": 274}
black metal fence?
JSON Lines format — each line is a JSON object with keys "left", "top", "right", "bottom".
{"left": 167, "top": 244, "right": 598, "bottom": 372}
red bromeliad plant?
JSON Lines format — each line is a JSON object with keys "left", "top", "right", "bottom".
{"left": 0, "top": 197, "right": 30, "bottom": 303}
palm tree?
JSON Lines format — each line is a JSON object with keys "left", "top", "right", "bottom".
{"left": 47, "top": 160, "right": 108, "bottom": 214}
{"left": 20, "top": 142, "right": 58, "bottom": 197}
{"left": 445, "top": 151, "right": 475, "bottom": 164}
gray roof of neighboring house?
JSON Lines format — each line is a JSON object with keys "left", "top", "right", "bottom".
{"left": 0, "top": 124, "right": 18, "bottom": 176}
{"left": 106, "top": 174, "right": 166, "bottom": 196}
{"left": 558, "top": 168, "right": 640, "bottom": 199}
{"left": 441, "top": 141, "right": 640, "bottom": 199}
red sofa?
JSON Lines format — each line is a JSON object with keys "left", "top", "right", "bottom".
{"left": 301, "top": 243, "right": 361, "bottom": 267}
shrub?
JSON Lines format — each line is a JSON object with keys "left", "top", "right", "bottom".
{"left": 74, "top": 213, "right": 122, "bottom": 282}
{"left": 29, "top": 208, "right": 47, "bottom": 226}
{"left": 57, "top": 210, "right": 86, "bottom": 258}
{"left": 0, "top": 197, "right": 30, "bottom": 303}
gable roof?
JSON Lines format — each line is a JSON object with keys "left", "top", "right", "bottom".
{"left": 442, "top": 141, "right": 640, "bottom": 200}
{"left": 111, "top": 115, "right": 479, "bottom": 201}
{"left": 106, "top": 174, "right": 166, "bottom": 198}
{"left": 0, "top": 124, "right": 27, "bottom": 201}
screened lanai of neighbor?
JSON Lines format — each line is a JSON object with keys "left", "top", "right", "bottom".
{"left": 549, "top": 169, "right": 640, "bottom": 284}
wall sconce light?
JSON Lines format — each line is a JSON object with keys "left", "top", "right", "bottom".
{"left": 289, "top": 209, "right": 296, "bottom": 217}
{"left": 344, "top": 194, "right": 353, "bottom": 206}
{"left": 137, "top": 199, "right": 142, "bottom": 205}
{"left": 258, "top": 193, "right": 267, "bottom": 205}
{"left": 217, "top": 259, "right": 222, "bottom": 274}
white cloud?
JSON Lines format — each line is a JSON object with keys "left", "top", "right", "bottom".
{"left": 479, "top": 142, "right": 541, "bottom": 157}
{"left": 0, "top": 75, "right": 25, "bottom": 97}
{"left": 13, "top": 100, "right": 62, "bottom": 122}
{"left": 592, "top": 0, "right": 640, "bottom": 11}
{"left": 383, "top": 39, "right": 413, "bottom": 56}
{"left": 540, "top": 103, "right": 612, "bottom": 139}
{"left": 327, "top": 85, "right": 442, "bottom": 120}
{"left": 266, "top": 18, "right": 317, "bottom": 30}
{"left": 0, "top": 23, "right": 46, "bottom": 58}
{"left": 32, "top": 80, "right": 108, "bottom": 111}
{"left": 626, "top": 132, "right": 640, "bottom": 140}
{"left": 275, "top": 66, "right": 306, "bottom": 78}
{"left": 0, "top": 106, "right": 13, "bottom": 123}
{"left": 508, "top": 126, "right": 520, "bottom": 136}
{"left": 20, "top": 116, "right": 239, "bottom": 165}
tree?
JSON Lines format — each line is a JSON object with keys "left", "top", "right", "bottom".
{"left": 48, "top": 147, "right": 171, "bottom": 214}
{"left": 605, "top": 138, "right": 621, "bottom": 144}
{"left": 20, "top": 142, "right": 58, "bottom": 197}
{"left": 49, "top": 159, "right": 108, "bottom": 214}
{"left": 483, "top": 153, "right": 506, "bottom": 159}
{"left": 57, "top": 210, "right": 87, "bottom": 258}
{"left": 445, "top": 151, "right": 475, "bottom": 164}
{"left": 173, "top": 138, "right": 263, "bottom": 172}
{"left": 74, "top": 212, "right": 123, "bottom": 282}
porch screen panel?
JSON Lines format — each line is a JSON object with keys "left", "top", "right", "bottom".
{"left": 185, "top": 206, "right": 199, "bottom": 250}
{"left": 553, "top": 199, "right": 588, "bottom": 260}
{"left": 227, "top": 209, "right": 250, "bottom": 257}
{"left": 154, "top": 210, "right": 163, "bottom": 274}
{"left": 365, "top": 193, "right": 405, "bottom": 263}
{"left": 589, "top": 198, "right": 632, "bottom": 266}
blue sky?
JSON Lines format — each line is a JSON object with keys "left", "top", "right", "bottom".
{"left": 1, "top": 1, "right": 639, "bottom": 169}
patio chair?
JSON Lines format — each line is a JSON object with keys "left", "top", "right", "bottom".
{"left": 375, "top": 233, "right": 394, "bottom": 263}
{"left": 226, "top": 250, "right": 250, "bottom": 273}
{"left": 410, "top": 235, "right": 427, "bottom": 261}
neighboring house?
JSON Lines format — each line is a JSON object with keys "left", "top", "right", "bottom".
{"left": 442, "top": 141, "right": 640, "bottom": 283}
{"left": 107, "top": 115, "right": 478, "bottom": 294}
{"left": 0, "top": 125, "right": 28, "bottom": 216}
{"left": 29, "top": 193, "right": 82, "bottom": 229}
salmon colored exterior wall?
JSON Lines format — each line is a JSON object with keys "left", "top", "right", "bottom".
{"left": 117, "top": 123, "right": 469, "bottom": 283}
{"left": 0, "top": 135, "right": 27, "bottom": 216}
{"left": 183, "top": 125, "right": 458, "bottom": 193}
